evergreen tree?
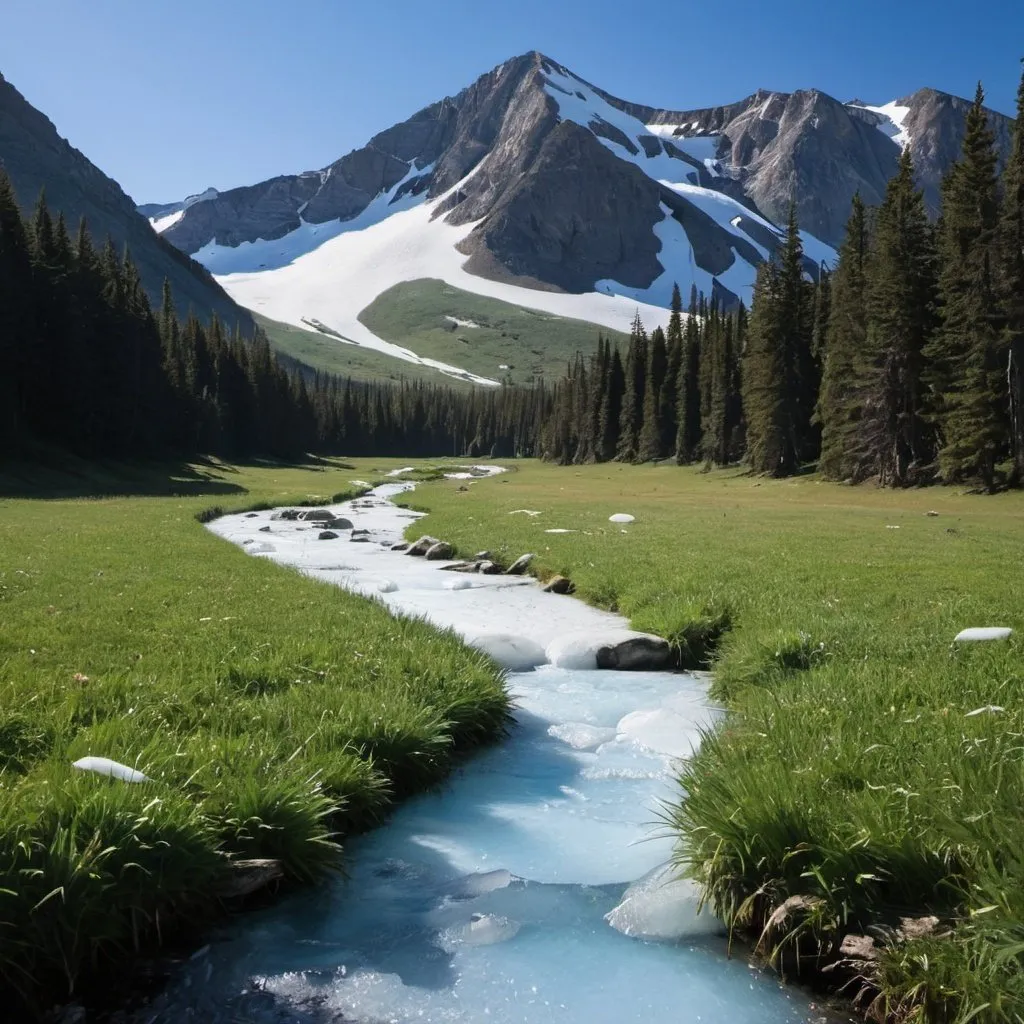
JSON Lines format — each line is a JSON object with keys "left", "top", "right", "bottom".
{"left": 925, "top": 84, "right": 1007, "bottom": 490}
{"left": 860, "top": 148, "right": 938, "bottom": 485}
{"left": 637, "top": 325, "right": 668, "bottom": 461}
{"left": 1000, "top": 61, "right": 1024, "bottom": 484}
{"left": 597, "top": 346, "right": 625, "bottom": 461}
{"left": 661, "top": 284, "right": 683, "bottom": 453}
{"left": 675, "top": 286, "right": 701, "bottom": 463}
{"left": 818, "top": 195, "right": 870, "bottom": 480}
{"left": 616, "top": 312, "right": 647, "bottom": 461}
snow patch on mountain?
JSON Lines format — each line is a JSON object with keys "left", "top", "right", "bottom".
{"left": 848, "top": 100, "right": 912, "bottom": 149}
{"left": 203, "top": 174, "right": 674, "bottom": 384}
{"left": 151, "top": 209, "right": 184, "bottom": 233}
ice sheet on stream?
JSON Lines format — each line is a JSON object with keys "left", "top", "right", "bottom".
{"left": 167, "top": 479, "right": 819, "bottom": 1024}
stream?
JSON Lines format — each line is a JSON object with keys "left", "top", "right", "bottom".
{"left": 133, "top": 471, "right": 820, "bottom": 1023}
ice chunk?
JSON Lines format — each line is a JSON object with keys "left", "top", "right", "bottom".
{"left": 954, "top": 626, "right": 1013, "bottom": 642}
{"left": 377, "top": 579, "right": 399, "bottom": 593}
{"left": 548, "top": 722, "right": 618, "bottom": 751}
{"left": 606, "top": 861, "right": 724, "bottom": 940}
{"left": 467, "top": 634, "right": 547, "bottom": 671}
{"left": 456, "top": 868, "right": 514, "bottom": 896}
{"left": 73, "top": 756, "right": 149, "bottom": 783}
{"left": 444, "top": 577, "right": 473, "bottom": 591}
{"left": 438, "top": 912, "right": 521, "bottom": 950}
{"left": 609, "top": 513, "right": 635, "bottom": 523}
{"left": 544, "top": 528, "right": 576, "bottom": 534}
{"left": 617, "top": 707, "right": 703, "bottom": 759}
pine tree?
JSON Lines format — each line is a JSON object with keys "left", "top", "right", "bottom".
{"left": 1000, "top": 61, "right": 1024, "bottom": 484}
{"left": 598, "top": 346, "right": 625, "bottom": 461}
{"left": 675, "top": 287, "right": 701, "bottom": 462}
{"left": 637, "top": 326, "right": 668, "bottom": 461}
{"left": 661, "top": 284, "right": 683, "bottom": 452}
{"left": 616, "top": 312, "right": 647, "bottom": 461}
{"left": 925, "top": 83, "right": 1007, "bottom": 490}
{"left": 818, "top": 195, "right": 870, "bottom": 480}
{"left": 860, "top": 148, "right": 939, "bottom": 485}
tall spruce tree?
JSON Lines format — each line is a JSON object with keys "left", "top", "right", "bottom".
{"left": 818, "top": 194, "right": 870, "bottom": 480}
{"left": 925, "top": 83, "right": 1007, "bottom": 490}
{"left": 860, "top": 148, "right": 939, "bottom": 485}
{"left": 637, "top": 325, "right": 668, "bottom": 461}
{"left": 1000, "top": 61, "right": 1024, "bottom": 484}
{"left": 743, "top": 207, "right": 812, "bottom": 476}
{"left": 616, "top": 312, "right": 647, "bottom": 461}
{"left": 675, "top": 287, "right": 702, "bottom": 462}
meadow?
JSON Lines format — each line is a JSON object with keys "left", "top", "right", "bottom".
{"left": 407, "top": 461, "right": 1024, "bottom": 1023}
{"left": 0, "top": 457, "right": 510, "bottom": 1017}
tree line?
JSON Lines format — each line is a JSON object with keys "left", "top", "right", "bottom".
{"left": 0, "top": 170, "right": 551, "bottom": 465}
{"left": 541, "top": 72, "right": 1024, "bottom": 491}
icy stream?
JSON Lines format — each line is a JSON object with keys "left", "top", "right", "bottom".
{"left": 136, "top": 472, "right": 817, "bottom": 1023}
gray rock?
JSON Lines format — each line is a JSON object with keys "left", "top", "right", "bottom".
{"left": 425, "top": 541, "right": 455, "bottom": 560}
{"left": 273, "top": 509, "right": 301, "bottom": 521}
{"left": 505, "top": 553, "right": 535, "bottom": 575}
{"left": 440, "top": 561, "right": 474, "bottom": 571}
{"left": 474, "top": 550, "right": 492, "bottom": 560}
{"left": 351, "top": 528, "right": 370, "bottom": 536}
{"left": 328, "top": 516, "right": 354, "bottom": 530}
{"left": 596, "top": 635, "right": 672, "bottom": 671}
{"left": 245, "top": 512, "right": 259, "bottom": 518}
{"left": 216, "top": 858, "right": 284, "bottom": 899}
{"left": 350, "top": 535, "right": 371, "bottom": 543}
{"left": 477, "top": 560, "right": 501, "bottom": 574}
{"left": 259, "top": 525, "right": 271, "bottom": 533}
{"left": 317, "top": 530, "right": 338, "bottom": 540}
{"left": 299, "top": 508, "right": 334, "bottom": 523}
{"left": 391, "top": 542, "right": 410, "bottom": 551}
{"left": 406, "top": 535, "right": 440, "bottom": 556}
{"left": 543, "top": 575, "right": 574, "bottom": 594}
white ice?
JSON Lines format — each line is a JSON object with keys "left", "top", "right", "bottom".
{"left": 609, "top": 513, "right": 635, "bottom": 523}
{"left": 606, "top": 860, "right": 725, "bottom": 941}
{"left": 954, "top": 626, "right": 1013, "bottom": 643}
{"left": 159, "top": 470, "right": 817, "bottom": 1024}
{"left": 150, "top": 209, "right": 184, "bottom": 234}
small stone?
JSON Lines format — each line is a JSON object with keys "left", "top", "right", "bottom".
{"left": 245, "top": 512, "right": 259, "bottom": 518}
{"left": 543, "top": 575, "right": 574, "bottom": 594}
{"left": 350, "top": 535, "right": 371, "bottom": 543}
{"left": 318, "top": 531, "right": 338, "bottom": 541}
{"left": 925, "top": 510, "right": 939, "bottom": 517}
{"left": 441, "top": 561, "right": 474, "bottom": 571}
{"left": 425, "top": 541, "right": 455, "bottom": 560}
{"left": 391, "top": 542, "right": 410, "bottom": 552}
{"left": 328, "top": 516, "right": 354, "bottom": 530}
{"left": 351, "top": 528, "right": 370, "bottom": 536}
{"left": 839, "top": 934, "right": 879, "bottom": 961}
{"left": 259, "top": 525, "right": 271, "bottom": 533}
{"left": 477, "top": 560, "right": 501, "bottom": 574}
{"left": 216, "top": 858, "right": 284, "bottom": 899}
{"left": 505, "top": 553, "right": 535, "bottom": 575}
{"left": 298, "top": 509, "right": 334, "bottom": 523}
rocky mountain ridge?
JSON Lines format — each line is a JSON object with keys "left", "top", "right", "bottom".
{"left": 0, "top": 72, "right": 250, "bottom": 329}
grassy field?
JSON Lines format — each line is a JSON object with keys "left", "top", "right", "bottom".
{"left": 406, "top": 461, "right": 1024, "bottom": 1023}
{"left": 0, "top": 457, "right": 509, "bottom": 1017}
{"left": 255, "top": 313, "right": 458, "bottom": 386}
{"left": 358, "top": 278, "right": 626, "bottom": 386}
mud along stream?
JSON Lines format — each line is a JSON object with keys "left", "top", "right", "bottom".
{"left": 131, "top": 469, "right": 819, "bottom": 1024}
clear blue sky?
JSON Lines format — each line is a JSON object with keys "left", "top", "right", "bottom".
{"left": 2, "top": 0, "right": 1021, "bottom": 203}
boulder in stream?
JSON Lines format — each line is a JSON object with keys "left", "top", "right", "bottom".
{"left": 318, "top": 531, "right": 339, "bottom": 541}
{"left": 477, "top": 560, "right": 501, "bottom": 575}
{"left": 597, "top": 635, "right": 672, "bottom": 671}
{"left": 406, "top": 535, "right": 439, "bottom": 556}
{"left": 543, "top": 575, "right": 574, "bottom": 594}
{"left": 505, "top": 553, "right": 535, "bottom": 575}
{"left": 328, "top": 516, "right": 354, "bottom": 530}
{"left": 299, "top": 509, "right": 334, "bottom": 523}
{"left": 425, "top": 541, "right": 455, "bottom": 560}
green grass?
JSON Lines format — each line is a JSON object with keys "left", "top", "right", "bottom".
{"left": 358, "top": 278, "right": 627, "bottom": 386}
{"left": 404, "top": 460, "right": 1024, "bottom": 1023}
{"left": 0, "top": 456, "right": 510, "bottom": 1017}
{"left": 255, "top": 312, "right": 464, "bottom": 386}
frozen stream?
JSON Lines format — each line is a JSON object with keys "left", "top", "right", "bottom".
{"left": 136, "top": 472, "right": 817, "bottom": 1023}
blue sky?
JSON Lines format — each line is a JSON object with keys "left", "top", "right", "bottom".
{"left": 2, "top": 0, "right": 1021, "bottom": 202}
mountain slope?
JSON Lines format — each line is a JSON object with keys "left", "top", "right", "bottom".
{"left": 150, "top": 53, "right": 1013, "bottom": 383}
{"left": 0, "top": 73, "right": 251, "bottom": 330}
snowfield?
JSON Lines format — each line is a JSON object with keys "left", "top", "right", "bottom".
{"left": 848, "top": 99, "right": 913, "bottom": 149}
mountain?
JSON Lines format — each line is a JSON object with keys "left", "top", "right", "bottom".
{"left": 149, "top": 53, "right": 1013, "bottom": 385}
{"left": 0, "top": 73, "right": 250, "bottom": 330}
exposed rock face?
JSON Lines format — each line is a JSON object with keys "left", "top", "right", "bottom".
{"left": 0, "top": 73, "right": 251, "bottom": 329}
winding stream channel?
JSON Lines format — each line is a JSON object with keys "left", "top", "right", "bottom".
{"left": 135, "top": 471, "right": 820, "bottom": 1023}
